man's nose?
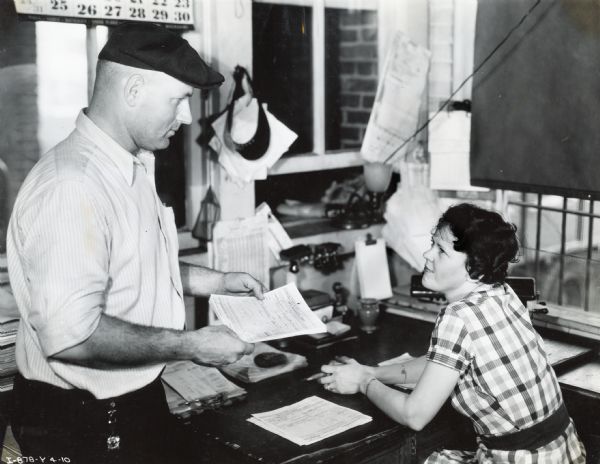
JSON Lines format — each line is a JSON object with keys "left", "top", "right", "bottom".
{"left": 177, "top": 99, "right": 193, "bottom": 125}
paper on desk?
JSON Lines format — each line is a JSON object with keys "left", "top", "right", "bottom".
{"left": 557, "top": 361, "right": 600, "bottom": 395}
{"left": 247, "top": 396, "right": 372, "bottom": 446}
{"left": 541, "top": 339, "right": 592, "bottom": 367}
{"left": 378, "top": 352, "right": 416, "bottom": 366}
{"left": 209, "top": 283, "right": 327, "bottom": 343}
{"left": 355, "top": 238, "right": 393, "bottom": 300}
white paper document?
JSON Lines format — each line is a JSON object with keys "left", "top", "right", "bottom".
{"left": 209, "top": 283, "right": 327, "bottom": 343}
{"left": 212, "top": 215, "right": 270, "bottom": 290}
{"left": 255, "top": 202, "right": 293, "bottom": 260}
{"left": 557, "top": 361, "right": 600, "bottom": 395}
{"left": 248, "top": 396, "right": 372, "bottom": 446}
{"left": 378, "top": 352, "right": 416, "bottom": 367}
{"left": 355, "top": 238, "right": 393, "bottom": 300}
{"left": 360, "top": 31, "right": 431, "bottom": 163}
{"left": 428, "top": 111, "right": 487, "bottom": 191}
{"left": 382, "top": 161, "right": 442, "bottom": 272}
{"left": 542, "top": 339, "right": 592, "bottom": 367}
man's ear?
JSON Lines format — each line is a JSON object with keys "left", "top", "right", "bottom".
{"left": 124, "top": 74, "right": 144, "bottom": 107}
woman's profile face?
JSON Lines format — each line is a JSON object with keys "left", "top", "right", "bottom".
{"left": 422, "top": 226, "right": 472, "bottom": 301}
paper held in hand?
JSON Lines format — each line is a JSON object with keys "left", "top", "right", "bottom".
{"left": 209, "top": 283, "right": 327, "bottom": 343}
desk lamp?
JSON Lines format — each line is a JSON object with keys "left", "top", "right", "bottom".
{"left": 363, "top": 161, "right": 393, "bottom": 224}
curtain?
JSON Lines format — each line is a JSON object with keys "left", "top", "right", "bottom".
{"left": 470, "top": 0, "right": 600, "bottom": 199}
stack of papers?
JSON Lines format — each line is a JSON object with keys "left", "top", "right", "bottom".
{"left": 0, "top": 318, "right": 18, "bottom": 346}
{"left": 0, "top": 318, "right": 19, "bottom": 391}
{"left": 209, "top": 283, "right": 327, "bottom": 343}
{"left": 162, "top": 361, "right": 246, "bottom": 419}
{"left": 220, "top": 342, "right": 307, "bottom": 383}
{"left": 248, "top": 396, "right": 372, "bottom": 446}
{"left": 0, "top": 344, "right": 17, "bottom": 392}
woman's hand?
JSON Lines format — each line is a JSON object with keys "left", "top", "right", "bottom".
{"left": 222, "top": 272, "right": 267, "bottom": 299}
{"left": 319, "top": 356, "right": 375, "bottom": 394}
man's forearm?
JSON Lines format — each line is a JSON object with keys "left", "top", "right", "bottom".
{"left": 180, "top": 262, "right": 225, "bottom": 296}
{"left": 51, "top": 314, "right": 193, "bottom": 368}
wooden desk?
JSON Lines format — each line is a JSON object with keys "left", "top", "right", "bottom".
{"left": 2, "top": 312, "right": 596, "bottom": 463}
{"left": 180, "top": 311, "right": 599, "bottom": 464}
{"left": 182, "top": 314, "right": 474, "bottom": 464}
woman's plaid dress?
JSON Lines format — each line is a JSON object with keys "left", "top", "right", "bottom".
{"left": 424, "top": 284, "right": 586, "bottom": 464}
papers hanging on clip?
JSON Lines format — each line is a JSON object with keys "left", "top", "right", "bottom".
{"left": 355, "top": 235, "right": 393, "bottom": 300}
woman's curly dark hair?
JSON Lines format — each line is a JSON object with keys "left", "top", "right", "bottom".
{"left": 434, "top": 203, "right": 520, "bottom": 284}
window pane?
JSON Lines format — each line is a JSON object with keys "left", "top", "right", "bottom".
{"left": 507, "top": 193, "right": 600, "bottom": 312}
{"left": 325, "top": 7, "right": 378, "bottom": 150}
{"left": 253, "top": 4, "right": 313, "bottom": 154}
{"left": 255, "top": 167, "right": 363, "bottom": 218}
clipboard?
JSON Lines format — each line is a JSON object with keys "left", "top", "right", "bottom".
{"left": 354, "top": 234, "right": 393, "bottom": 300}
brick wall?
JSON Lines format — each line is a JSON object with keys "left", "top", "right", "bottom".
{"left": 337, "top": 10, "right": 378, "bottom": 149}
{"left": 0, "top": 2, "right": 38, "bottom": 249}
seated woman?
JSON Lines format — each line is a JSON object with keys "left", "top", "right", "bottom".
{"left": 319, "top": 203, "right": 586, "bottom": 463}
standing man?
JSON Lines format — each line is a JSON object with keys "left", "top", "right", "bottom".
{"left": 7, "top": 22, "right": 265, "bottom": 463}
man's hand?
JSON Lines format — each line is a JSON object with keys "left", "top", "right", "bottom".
{"left": 188, "top": 325, "right": 254, "bottom": 366}
{"left": 222, "top": 272, "right": 266, "bottom": 299}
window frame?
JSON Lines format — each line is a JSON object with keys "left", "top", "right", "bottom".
{"left": 504, "top": 191, "right": 599, "bottom": 312}
{"left": 253, "top": 0, "right": 378, "bottom": 175}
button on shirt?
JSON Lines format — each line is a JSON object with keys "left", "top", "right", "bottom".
{"left": 7, "top": 111, "right": 185, "bottom": 399}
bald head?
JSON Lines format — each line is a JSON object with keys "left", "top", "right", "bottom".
{"left": 91, "top": 60, "right": 156, "bottom": 106}
{"left": 92, "top": 60, "right": 127, "bottom": 96}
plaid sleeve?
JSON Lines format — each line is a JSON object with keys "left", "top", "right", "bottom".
{"left": 426, "top": 306, "right": 472, "bottom": 373}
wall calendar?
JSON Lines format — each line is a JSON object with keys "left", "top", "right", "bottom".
{"left": 13, "top": 0, "right": 194, "bottom": 28}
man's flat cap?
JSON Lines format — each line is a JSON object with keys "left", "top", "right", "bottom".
{"left": 99, "top": 22, "right": 224, "bottom": 89}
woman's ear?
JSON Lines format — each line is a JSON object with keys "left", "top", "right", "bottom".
{"left": 124, "top": 74, "right": 144, "bottom": 107}
{"left": 465, "top": 265, "right": 482, "bottom": 282}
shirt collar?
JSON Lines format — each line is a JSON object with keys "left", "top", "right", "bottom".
{"left": 75, "top": 110, "right": 153, "bottom": 187}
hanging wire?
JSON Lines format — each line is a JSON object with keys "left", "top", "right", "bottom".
{"left": 382, "top": 0, "right": 543, "bottom": 165}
